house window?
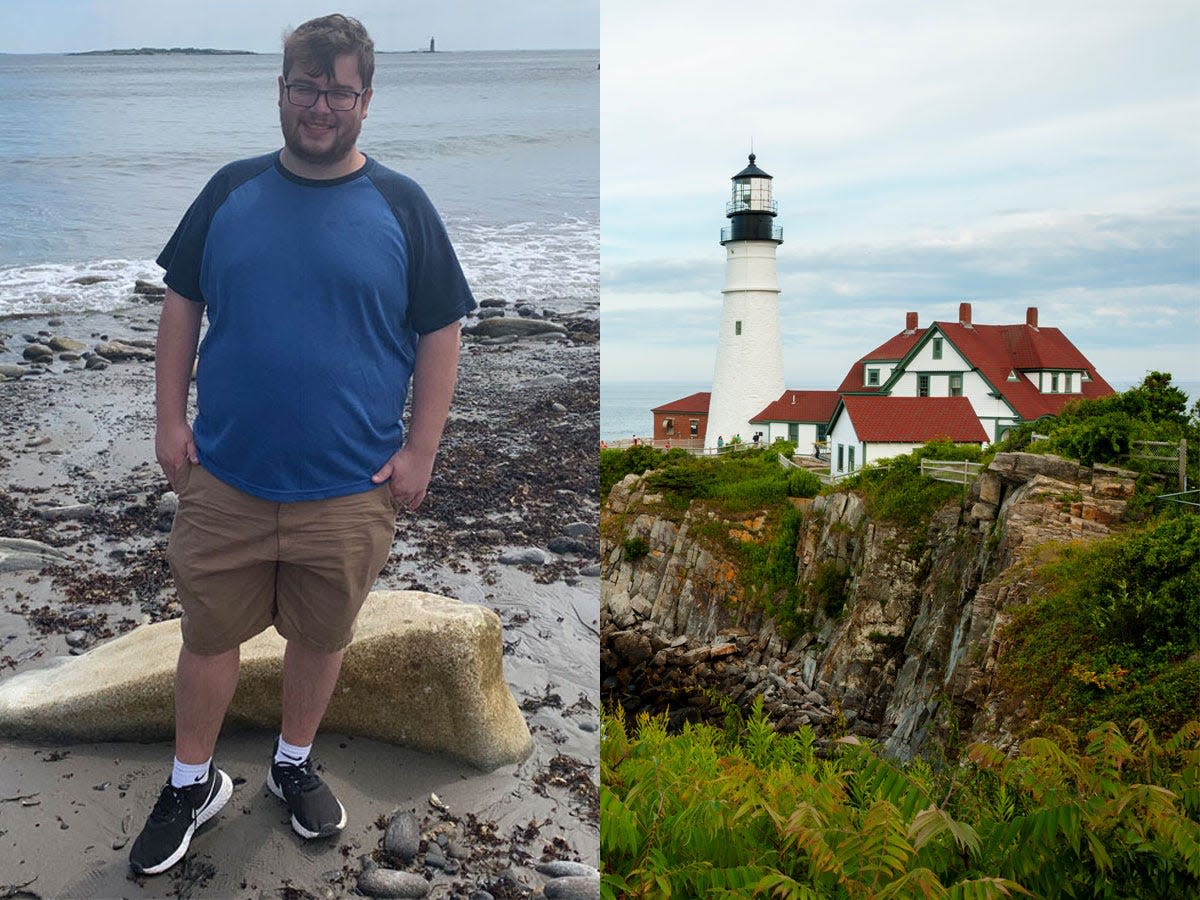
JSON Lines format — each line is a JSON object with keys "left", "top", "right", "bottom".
{"left": 867, "top": 368, "right": 880, "bottom": 386}
{"left": 932, "top": 338, "right": 943, "bottom": 360}
{"left": 735, "top": 320, "right": 742, "bottom": 336}
{"left": 949, "top": 373, "right": 963, "bottom": 397}
{"left": 848, "top": 446, "right": 856, "bottom": 472}
{"left": 837, "top": 444, "right": 844, "bottom": 471}
{"left": 918, "top": 374, "right": 930, "bottom": 397}
{"left": 816, "top": 423, "right": 828, "bottom": 441}
{"left": 664, "top": 418, "right": 674, "bottom": 435}
{"left": 788, "top": 423, "right": 799, "bottom": 442}
{"left": 689, "top": 419, "right": 699, "bottom": 436}
{"left": 1050, "top": 372, "right": 1059, "bottom": 393}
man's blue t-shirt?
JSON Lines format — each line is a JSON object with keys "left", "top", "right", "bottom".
{"left": 157, "top": 152, "right": 475, "bottom": 502}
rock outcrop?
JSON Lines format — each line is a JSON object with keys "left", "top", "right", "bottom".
{"left": 0, "top": 591, "right": 533, "bottom": 771}
{"left": 601, "top": 453, "right": 1138, "bottom": 757}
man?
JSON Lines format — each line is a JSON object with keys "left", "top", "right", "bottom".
{"left": 129, "top": 14, "right": 475, "bottom": 875}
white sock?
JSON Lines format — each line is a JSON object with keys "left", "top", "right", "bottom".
{"left": 275, "top": 736, "right": 311, "bottom": 767}
{"left": 171, "top": 757, "right": 212, "bottom": 789}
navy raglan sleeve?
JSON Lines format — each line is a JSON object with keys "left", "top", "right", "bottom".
{"left": 156, "top": 177, "right": 223, "bottom": 305}
{"left": 157, "top": 155, "right": 275, "bottom": 305}
{"left": 373, "top": 172, "right": 476, "bottom": 334}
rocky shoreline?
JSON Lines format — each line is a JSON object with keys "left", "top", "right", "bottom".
{"left": 0, "top": 286, "right": 600, "bottom": 899}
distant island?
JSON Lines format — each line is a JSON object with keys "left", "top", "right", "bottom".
{"left": 68, "top": 48, "right": 256, "bottom": 56}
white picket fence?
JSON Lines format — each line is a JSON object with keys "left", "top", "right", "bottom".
{"left": 919, "top": 459, "right": 984, "bottom": 485}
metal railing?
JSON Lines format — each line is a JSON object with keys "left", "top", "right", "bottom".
{"left": 1154, "top": 488, "right": 1200, "bottom": 509}
{"left": 726, "top": 198, "right": 778, "bottom": 215}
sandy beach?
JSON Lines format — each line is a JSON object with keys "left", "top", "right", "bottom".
{"left": 0, "top": 297, "right": 599, "bottom": 899}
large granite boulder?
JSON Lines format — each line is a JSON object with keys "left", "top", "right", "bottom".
{"left": 0, "top": 591, "right": 532, "bottom": 771}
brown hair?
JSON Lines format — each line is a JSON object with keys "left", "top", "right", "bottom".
{"left": 282, "top": 14, "right": 375, "bottom": 89}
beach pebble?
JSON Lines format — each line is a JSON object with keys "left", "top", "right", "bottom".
{"left": 516, "top": 305, "right": 540, "bottom": 317}
{"left": 58, "top": 353, "right": 82, "bottom": 362}
{"left": 477, "top": 309, "right": 505, "bottom": 319}
{"left": 134, "top": 279, "right": 167, "bottom": 297}
{"left": 464, "top": 318, "right": 566, "bottom": 338}
{"left": 23, "top": 343, "right": 53, "bottom": 361}
{"left": 547, "top": 536, "right": 587, "bottom": 555}
{"left": 479, "top": 298, "right": 506, "bottom": 308}
{"left": 469, "top": 892, "right": 494, "bottom": 900}
{"left": 424, "top": 845, "right": 446, "bottom": 869}
{"left": 0, "top": 364, "right": 26, "bottom": 379}
{"left": 156, "top": 493, "right": 179, "bottom": 531}
{"left": 34, "top": 504, "right": 95, "bottom": 521}
{"left": 542, "top": 875, "right": 601, "bottom": 899}
{"left": 476, "top": 528, "right": 506, "bottom": 543}
{"left": 499, "top": 547, "right": 548, "bottom": 566}
{"left": 578, "top": 564, "right": 602, "bottom": 577}
{"left": 383, "top": 811, "right": 420, "bottom": 862}
{"left": 447, "top": 840, "right": 469, "bottom": 860}
{"left": 443, "top": 859, "right": 460, "bottom": 875}
{"left": 537, "top": 861, "right": 600, "bottom": 879}
{"left": 85, "top": 356, "right": 109, "bottom": 371}
{"left": 563, "top": 522, "right": 597, "bottom": 539}
{"left": 65, "top": 630, "right": 89, "bottom": 649}
{"left": 112, "top": 837, "right": 129, "bottom": 850}
{"left": 357, "top": 864, "right": 430, "bottom": 898}
{"left": 95, "top": 341, "right": 154, "bottom": 362}
{"left": 531, "top": 373, "right": 569, "bottom": 388}
{"left": 48, "top": 336, "right": 86, "bottom": 352}
{"left": 579, "top": 720, "right": 598, "bottom": 733}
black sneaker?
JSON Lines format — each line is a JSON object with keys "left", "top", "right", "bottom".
{"left": 128, "top": 763, "right": 232, "bottom": 875}
{"left": 267, "top": 745, "right": 346, "bottom": 838}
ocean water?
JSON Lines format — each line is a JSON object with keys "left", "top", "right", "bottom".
{"left": 601, "top": 380, "right": 710, "bottom": 443}
{"left": 0, "top": 50, "right": 598, "bottom": 316}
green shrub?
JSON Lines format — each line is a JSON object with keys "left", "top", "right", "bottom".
{"left": 786, "top": 467, "right": 820, "bottom": 498}
{"left": 622, "top": 536, "right": 650, "bottom": 561}
{"left": 600, "top": 445, "right": 666, "bottom": 497}
{"left": 998, "top": 514, "right": 1200, "bottom": 739}
{"left": 810, "top": 559, "right": 850, "bottom": 619}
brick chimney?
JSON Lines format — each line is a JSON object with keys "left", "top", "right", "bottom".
{"left": 1026, "top": 306, "right": 1039, "bottom": 329}
{"left": 959, "top": 302, "right": 973, "bottom": 327}
{"left": 905, "top": 311, "right": 918, "bottom": 332}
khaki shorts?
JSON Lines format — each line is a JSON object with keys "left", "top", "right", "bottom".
{"left": 166, "top": 462, "right": 397, "bottom": 655}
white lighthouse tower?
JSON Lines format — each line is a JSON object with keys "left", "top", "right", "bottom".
{"left": 705, "top": 154, "right": 785, "bottom": 449}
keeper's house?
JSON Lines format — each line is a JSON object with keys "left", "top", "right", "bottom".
{"left": 749, "top": 390, "right": 841, "bottom": 449}
{"left": 826, "top": 396, "right": 988, "bottom": 475}
{"left": 827, "top": 302, "right": 1114, "bottom": 476}
{"left": 651, "top": 391, "right": 711, "bottom": 444}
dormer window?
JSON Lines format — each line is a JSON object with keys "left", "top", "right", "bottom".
{"left": 867, "top": 368, "right": 880, "bottom": 386}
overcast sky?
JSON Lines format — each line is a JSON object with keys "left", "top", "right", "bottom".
{"left": 601, "top": 0, "right": 1199, "bottom": 390}
{"left": 0, "top": 0, "right": 598, "bottom": 53}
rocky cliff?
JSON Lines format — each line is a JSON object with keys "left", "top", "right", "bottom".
{"left": 600, "top": 452, "right": 1138, "bottom": 758}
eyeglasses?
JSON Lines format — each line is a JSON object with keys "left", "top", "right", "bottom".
{"left": 284, "top": 83, "right": 365, "bottom": 111}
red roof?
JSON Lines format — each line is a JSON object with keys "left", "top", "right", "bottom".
{"left": 934, "top": 322, "right": 1114, "bottom": 419}
{"left": 838, "top": 396, "right": 988, "bottom": 442}
{"left": 836, "top": 329, "right": 924, "bottom": 393}
{"left": 750, "top": 390, "right": 842, "bottom": 424}
{"left": 651, "top": 391, "right": 711, "bottom": 415}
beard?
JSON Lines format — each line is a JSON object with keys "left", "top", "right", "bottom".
{"left": 280, "top": 108, "right": 362, "bottom": 169}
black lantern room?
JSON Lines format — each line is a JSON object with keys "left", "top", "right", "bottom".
{"left": 720, "top": 154, "right": 783, "bottom": 245}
